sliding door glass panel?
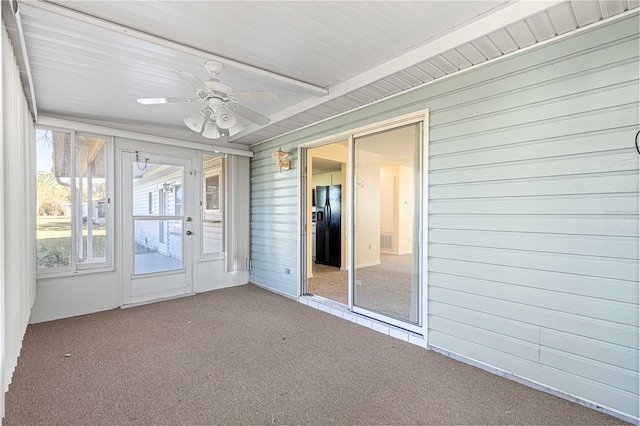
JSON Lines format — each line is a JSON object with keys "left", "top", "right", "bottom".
{"left": 353, "top": 123, "right": 421, "bottom": 324}
{"left": 305, "top": 141, "right": 348, "bottom": 304}
{"left": 134, "top": 220, "right": 183, "bottom": 274}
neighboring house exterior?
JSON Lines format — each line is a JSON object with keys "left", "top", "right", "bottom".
{"left": 132, "top": 156, "right": 224, "bottom": 259}
{"left": 1, "top": 6, "right": 638, "bottom": 425}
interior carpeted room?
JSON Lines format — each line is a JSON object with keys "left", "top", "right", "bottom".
{"left": 308, "top": 254, "right": 415, "bottom": 321}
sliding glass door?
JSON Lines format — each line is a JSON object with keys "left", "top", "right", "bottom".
{"left": 302, "top": 113, "right": 426, "bottom": 334}
{"left": 351, "top": 123, "right": 423, "bottom": 331}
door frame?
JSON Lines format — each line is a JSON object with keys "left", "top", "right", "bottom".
{"left": 118, "top": 144, "right": 197, "bottom": 306}
{"left": 298, "top": 109, "right": 429, "bottom": 337}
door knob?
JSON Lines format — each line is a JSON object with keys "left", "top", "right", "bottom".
{"left": 186, "top": 217, "right": 192, "bottom": 222}
{"left": 186, "top": 231, "right": 192, "bottom": 235}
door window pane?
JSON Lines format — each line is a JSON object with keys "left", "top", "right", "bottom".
{"left": 36, "top": 130, "right": 72, "bottom": 269}
{"left": 132, "top": 163, "right": 183, "bottom": 216}
{"left": 202, "top": 154, "right": 224, "bottom": 254}
{"left": 353, "top": 123, "right": 421, "bottom": 324}
{"left": 132, "top": 161, "right": 184, "bottom": 274}
{"left": 134, "top": 220, "right": 183, "bottom": 274}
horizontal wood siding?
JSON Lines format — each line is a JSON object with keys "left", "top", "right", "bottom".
{"left": 250, "top": 146, "right": 299, "bottom": 296}
{"left": 425, "top": 15, "right": 639, "bottom": 418}
{"left": 250, "top": 15, "right": 639, "bottom": 418}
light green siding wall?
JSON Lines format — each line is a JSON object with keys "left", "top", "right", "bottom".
{"left": 250, "top": 14, "right": 639, "bottom": 419}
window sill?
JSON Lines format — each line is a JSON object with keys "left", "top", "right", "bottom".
{"left": 37, "top": 266, "right": 115, "bottom": 281}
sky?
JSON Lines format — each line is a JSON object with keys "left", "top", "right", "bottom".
{"left": 36, "top": 128, "right": 53, "bottom": 172}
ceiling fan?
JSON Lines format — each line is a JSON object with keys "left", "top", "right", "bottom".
{"left": 137, "top": 61, "right": 278, "bottom": 139}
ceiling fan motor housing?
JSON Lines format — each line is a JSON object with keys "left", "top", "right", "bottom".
{"left": 204, "top": 60, "right": 224, "bottom": 75}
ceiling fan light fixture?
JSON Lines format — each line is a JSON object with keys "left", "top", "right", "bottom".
{"left": 228, "top": 121, "right": 244, "bottom": 137}
{"left": 202, "top": 119, "right": 221, "bottom": 139}
{"left": 216, "top": 111, "right": 236, "bottom": 130}
{"left": 139, "top": 61, "right": 274, "bottom": 138}
{"left": 184, "top": 111, "right": 206, "bottom": 132}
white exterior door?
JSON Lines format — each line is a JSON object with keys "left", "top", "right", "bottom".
{"left": 121, "top": 151, "right": 195, "bottom": 305}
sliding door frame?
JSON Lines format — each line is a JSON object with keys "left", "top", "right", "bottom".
{"left": 299, "top": 109, "right": 429, "bottom": 337}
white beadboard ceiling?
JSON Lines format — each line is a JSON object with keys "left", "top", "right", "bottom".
{"left": 6, "top": 0, "right": 639, "bottom": 147}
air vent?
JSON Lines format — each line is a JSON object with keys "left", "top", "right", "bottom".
{"left": 380, "top": 233, "right": 394, "bottom": 251}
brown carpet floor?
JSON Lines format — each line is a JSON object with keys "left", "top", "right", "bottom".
{"left": 4, "top": 284, "right": 628, "bottom": 425}
{"left": 308, "top": 254, "right": 417, "bottom": 321}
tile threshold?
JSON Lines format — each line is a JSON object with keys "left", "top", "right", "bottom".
{"left": 298, "top": 295, "right": 427, "bottom": 349}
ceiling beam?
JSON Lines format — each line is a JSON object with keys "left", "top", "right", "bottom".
{"left": 37, "top": 115, "right": 254, "bottom": 157}
{"left": 18, "top": 0, "right": 329, "bottom": 97}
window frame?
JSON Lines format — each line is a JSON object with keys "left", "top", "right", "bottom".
{"left": 36, "top": 125, "right": 114, "bottom": 278}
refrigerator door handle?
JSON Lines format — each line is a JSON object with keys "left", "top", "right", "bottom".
{"left": 325, "top": 203, "right": 331, "bottom": 223}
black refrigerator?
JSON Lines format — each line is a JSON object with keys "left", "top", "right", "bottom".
{"left": 315, "top": 185, "right": 341, "bottom": 268}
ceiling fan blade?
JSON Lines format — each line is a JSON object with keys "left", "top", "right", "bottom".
{"left": 234, "top": 105, "right": 270, "bottom": 126}
{"left": 137, "top": 96, "right": 200, "bottom": 105}
{"left": 235, "top": 91, "right": 279, "bottom": 104}
{"left": 173, "top": 70, "right": 209, "bottom": 92}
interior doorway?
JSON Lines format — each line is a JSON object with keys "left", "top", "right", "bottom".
{"left": 306, "top": 141, "right": 348, "bottom": 304}
{"left": 301, "top": 112, "right": 426, "bottom": 333}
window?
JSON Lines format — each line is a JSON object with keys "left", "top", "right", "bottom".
{"left": 36, "top": 128, "right": 112, "bottom": 274}
{"left": 205, "top": 175, "right": 220, "bottom": 211}
{"left": 202, "top": 154, "right": 224, "bottom": 254}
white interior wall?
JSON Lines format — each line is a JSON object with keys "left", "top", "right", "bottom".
{"left": 354, "top": 163, "right": 381, "bottom": 268}
{"left": 1, "top": 19, "right": 36, "bottom": 418}
{"left": 379, "top": 166, "right": 396, "bottom": 250}
{"left": 397, "top": 166, "right": 414, "bottom": 255}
